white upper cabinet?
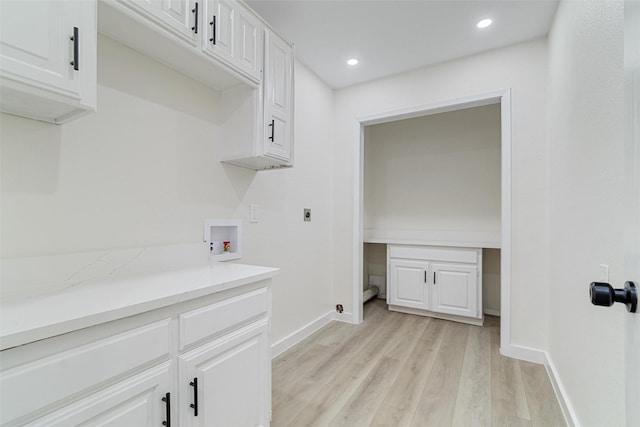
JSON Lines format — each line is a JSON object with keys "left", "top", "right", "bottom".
{"left": 0, "top": 0, "right": 97, "bottom": 123}
{"left": 203, "top": 0, "right": 235, "bottom": 60}
{"left": 263, "top": 28, "right": 293, "bottom": 162}
{"left": 98, "top": 0, "right": 294, "bottom": 170}
{"left": 122, "top": 0, "right": 199, "bottom": 45}
{"left": 220, "top": 26, "right": 294, "bottom": 170}
{"left": 202, "top": 0, "right": 262, "bottom": 82}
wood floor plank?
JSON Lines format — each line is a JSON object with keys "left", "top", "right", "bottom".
{"left": 288, "top": 310, "right": 417, "bottom": 426}
{"left": 451, "top": 324, "right": 492, "bottom": 426}
{"left": 490, "top": 324, "right": 533, "bottom": 426}
{"left": 369, "top": 318, "right": 447, "bottom": 427}
{"left": 272, "top": 303, "right": 566, "bottom": 427}
{"left": 520, "top": 361, "right": 566, "bottom": 427}
{"left": 410, "top": 321, "right": 470, "bottom": 426}
{"left": 327, "top": 315, "right": 428, "bottom": 427}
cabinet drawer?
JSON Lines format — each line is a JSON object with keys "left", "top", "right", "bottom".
{"left": 389, "top": 245, "right": 479, "bottom": 264}
{"left": 0, "top": 319, "right": 171, "bottom": 425}
{"left": 179, "top": 287, "right": 269, "bottom": 350}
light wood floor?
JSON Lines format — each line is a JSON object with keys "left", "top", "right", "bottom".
{"left": 272, "top": 299, "right": 566, "bottom": 427}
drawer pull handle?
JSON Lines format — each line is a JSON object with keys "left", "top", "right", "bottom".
{"left": 69, "top": 27, "right": 79, "bottom": 70}
{"left": 191, "top": 3, "right": 199, "bottom": 34}
{"left": 190, "top": 377, "right": 199, "bottom": 416}
{"left": 210, "top": 15, "right": 216, "bottom": 44}
{"left": 434, "top": 272, "right": 436, "bottom": 285}
{"left": 268, "top": 119, "right": 275, "bottom": 141}
{"left": 162, "top": 392, "right": 171, "bottom": 426}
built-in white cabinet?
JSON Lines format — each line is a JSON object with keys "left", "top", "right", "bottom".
{"left": 202, "top": 0, "right": 263, "bottom": 82}
{"left": 120, "top": 0, "right": 198, "bottom": 46}
{"left": 388, "top": 259, "right": 430, "bottom": 310}
{"left": 99, "top": 0, "right": 294, "bottom": 170}
{"left": 387, "top": 245, "right": 483, "bottom": 325}
{"left": 263, "top": 28, "right": 293, "bottom": 163}
{"left": 220, "top": 27, "right": 294, "bottom": 170}
{"left": 432, "top": 263, "right": 479, "bottom": 318}
{"left": 179, "top": 321, "right": 269, "bottom": 426}
{"left": 0, "top": 0, "right": 97, "bottom": 123}
{"left": 0, "top": 280, "right": 272, "bottom": 426}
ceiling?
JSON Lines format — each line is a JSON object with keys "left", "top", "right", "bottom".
{"left": 246, "top": 0, "right": 559, "bottom": 89}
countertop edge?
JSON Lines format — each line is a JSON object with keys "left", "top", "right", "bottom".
{"left": 1, "top": 266, "right": 279, "bottom": 351}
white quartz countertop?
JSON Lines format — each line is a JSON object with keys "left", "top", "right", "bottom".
{"left": 0, "top": 244, "right": 279, "bottom": 350}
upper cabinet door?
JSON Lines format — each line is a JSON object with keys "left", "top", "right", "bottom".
{"left": 122, "top": 0, "right": 198, "bottom": 45}
{"left": 234, "top": 3, "right": 261, "bottom": 82}
{"left": 263, "top": 28, "right": 293, "bottom": 162}
{"left": 202, "top": 0, "right": 261, "bottom": 82}
{"left": 0, "top": 0, "right": 96, "bottom": 123}
{"left": 1, "top": 1, "right": 78, "bottom": 95}
{"left": 203, "top": 0, "right": 234, "bottom": 60}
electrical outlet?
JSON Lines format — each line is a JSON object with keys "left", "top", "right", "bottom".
{"left": 304, "top": 208, "right": 311, "bottom": 222}
{"left": 250, "top": 204, "right": 258, "bottom": 223}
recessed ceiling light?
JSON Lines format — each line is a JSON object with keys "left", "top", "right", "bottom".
{"left": 477, "top": 18, "right": 492, "bottom": 29}
{"left": 347, "top": 58, "right": 359, "bottom": 66}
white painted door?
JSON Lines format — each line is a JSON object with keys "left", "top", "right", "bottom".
{"left": 388, "top": 259, "right": 430, "bottom": 310}
{"left": 0, "top": 0, "right": 82, "bottom": 96}
{"left": 203, "top": 0, "right": 234, "bottom": 62}
{"left": 263, "top": 28, "right": 293, "bottom": 162}
{"left": 431, "top": 263, "right": 479, "bottom": 318}
{"left": 178, "top": 321, "right": 270, "bottom": 427}
{"left": 624, "top": 0, "right": 640, "bottom": 424}
{"left": 234, "top": 3, "right": 262, "bottom": 81}
{"left": 24, "top": 363, "right": 173, "bottom": 427}
{"left": 125, "top": 0, "right": 197, "bottom": 45}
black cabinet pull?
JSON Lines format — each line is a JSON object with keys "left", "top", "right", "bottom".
{"left": 424, "top": 271, "right": 426, "bottom": 283}
{"left": 162, "top": 392, "right": 171, "bottom": 427}
{"left": 69, "top": 27, "right": 79, "bottom": 70}
{"left": 433, "top": 272, "right": 436, "bottom": 284}
{"left": 209, "top": 15, "right": 216, "bottom": 44}
{"left": 268, "top": 120, "right": 275, "bottom": 141}
{"left": 191, "top": 3, "right": 199, "bottom": 34}
{"left": 190, "top": 377, "right": 199, "bottom": 416}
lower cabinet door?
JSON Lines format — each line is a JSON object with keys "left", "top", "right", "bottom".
{"left": 24, "top": 362, "right": 173, "bottom": 427}
{"left": 178, "top": 321, "right": 270, "bottom": 427}
{"left": 431, "top": 263, "right": 479, "bottom": 318}
{"left": 388, "top": 259, "right": 430, "bottom": 310}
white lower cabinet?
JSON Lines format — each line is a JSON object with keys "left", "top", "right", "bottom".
{"left": 432, "top": 263, "right": 479, "bottom": 318}
{"left": 24, "top": 362, "right": 173, "bottom": 427}
{"left": 388, "top": 259, "right": 430, "bottom": 310}
{"left": 0, "top": 281, "right": 271, "bottom": 427}
{"left": 387, "top": 245, "right": 482, "bottom": 325}
{"left": 179, "top": 321, "right": 270, "bottom": 427}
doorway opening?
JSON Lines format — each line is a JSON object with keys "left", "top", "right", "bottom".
{"left": 352, "top": 89, "right": 512, "bottom": 353}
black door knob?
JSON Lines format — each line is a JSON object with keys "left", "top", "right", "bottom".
{"left": 590, "top": 281, "right": 637, "bottom": 313}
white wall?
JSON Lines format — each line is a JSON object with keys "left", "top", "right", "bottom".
{"left": 0, "top": 35, "right": 335, "bottom": 345}
{"left": 363, "top": 104, "right": 501, "bottom": 233}
{"left": 333, "top": 38, "right": 549, "bottom": 350}
{"left": 547, "top": 0, "right": 626, "bottom": 424}
{"left": 482, "top": 248, "right": 501, "bottom": 314}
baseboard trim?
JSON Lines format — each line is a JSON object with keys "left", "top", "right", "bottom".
{"left": 333, "top": 311, "right": 354, "bottom": 323}
{"left": 483, "top": 308, "right": 501, "bottom": 317}
{"left": 544, "top": 352, "right": 579, "bottom": 427}
{"left": 500, "top": 343, "right": 547, "bottom": 364}
{"left": 271, "top": 311, "right": 334, "bottom": 359}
